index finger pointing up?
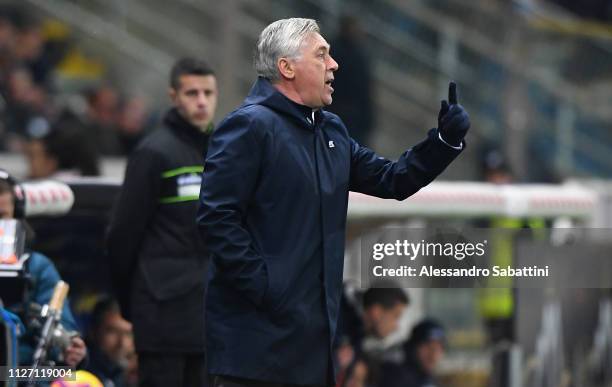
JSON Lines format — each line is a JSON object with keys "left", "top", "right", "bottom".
{"left": 449, "top": 81, "right": 458, "bottom": 105}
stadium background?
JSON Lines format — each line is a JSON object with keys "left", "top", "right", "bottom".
{"left": 1, "top": 0, "right": 612, "bottom": 386}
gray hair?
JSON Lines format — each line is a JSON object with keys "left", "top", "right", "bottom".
{"left": 254, "top": 18, "right": 320, "bottom": 82}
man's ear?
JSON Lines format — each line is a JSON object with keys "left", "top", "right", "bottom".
{"left": 168, "top": 87, "right": 177, "bottom": 104}
{"left": 277, "top": 58, "right": 295, "bottom": 80}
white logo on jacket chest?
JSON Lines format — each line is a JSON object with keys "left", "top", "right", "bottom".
{"left": 328, "top": 141, "right": 335, "bottom": 148}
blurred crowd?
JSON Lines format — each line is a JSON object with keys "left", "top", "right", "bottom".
{"left": 0, "top": 5, "right": 154, "bottom": 179}
{"left": 0, "top": 9, "right": 381, "bottom": 182}
{"left": 334, "top": 283, "right": 446, "bottom": 387}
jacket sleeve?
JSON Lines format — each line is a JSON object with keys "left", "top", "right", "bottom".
{"left": 28, "top": 252, "right": 78, "bottom": 332}
{"left": 106, "top": 146, "right": 163, "bottom": 317}
{"left": 196, "top": 112, "right": 268, "bottom": 307}
{"left": 349, "top": 128, "right": 463, "bottom": 200}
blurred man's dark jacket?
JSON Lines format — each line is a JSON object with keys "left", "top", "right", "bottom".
{"left": 107, "top": 108, "right": 210, "bottom": 352}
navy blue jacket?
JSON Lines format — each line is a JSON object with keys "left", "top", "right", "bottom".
{"left": 197, "top": 78, "right": 463, "bottom": 386}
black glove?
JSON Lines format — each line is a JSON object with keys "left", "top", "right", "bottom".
{"left": 438, "top": 82, "right": 470, "bottom": 147}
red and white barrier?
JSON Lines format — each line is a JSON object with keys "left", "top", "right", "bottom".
{"left": 348, "top": 182, "right": 597, "bottom": 220}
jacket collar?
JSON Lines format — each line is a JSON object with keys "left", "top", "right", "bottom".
{"left": 163, "top": 108, "right": 210, "bottom": 149}
{"left": 243, "top": 77, "right": 325, "bottom": 130}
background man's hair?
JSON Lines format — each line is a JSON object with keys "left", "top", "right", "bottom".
{"left": 89, "top": 296, "right": 121, "bottom": 337}
{"left": 407, "top": 319, "right": 446, "bottom": 349}
{"left": 170, "top": 57, "right": 215, "bottom": 90}
{"left": 254, "top": 18, "right": 320, "bottom": 82}
{"left": 40, "top": 125, "right": 100, "bottom": 176}
{"left": 363, "top": 285, "right": 409, "bottom": 310}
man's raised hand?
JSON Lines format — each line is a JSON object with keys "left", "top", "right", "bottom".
{"left": 438, "top": 81, "right": 470, "bottom": 147}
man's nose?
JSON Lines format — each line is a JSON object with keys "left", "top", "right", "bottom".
{"left": 197, "top": 93, "right": 208, "bottom": 106}
{"left": 328, "top": 55, "right": 339, "bottom": 72}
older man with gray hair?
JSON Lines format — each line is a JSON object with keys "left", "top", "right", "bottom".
{"left": 197, "top": 18, "right": 469, "bottom": 387}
